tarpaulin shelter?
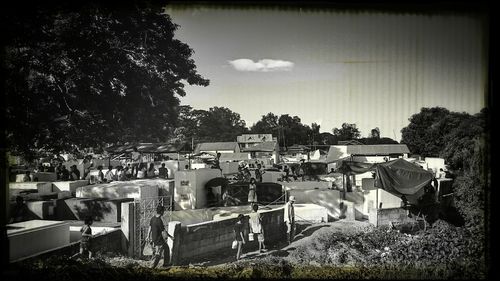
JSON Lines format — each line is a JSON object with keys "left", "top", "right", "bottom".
{"left": 335, "top": 158, "right": 433, "bottom": 204}
{"left": 374, "top": 158, "right": 434, "bottom": 204}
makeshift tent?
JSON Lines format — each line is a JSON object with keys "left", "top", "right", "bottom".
{"left": 374, "top": 158, "right": 434, "bottom": 204}
{"left": 336, "top": 161, "right": 376, "bottom": 175}
{"left": 334, "top": 158, "right": 433, "bottom": 204}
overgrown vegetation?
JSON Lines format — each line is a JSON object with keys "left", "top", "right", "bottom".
{"left": 9, "top": 220, "right": 486, "bottom": 280}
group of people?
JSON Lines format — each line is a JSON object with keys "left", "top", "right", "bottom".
{"left": 89, "top": 162, "right": 170, "bottom": 184}
{"left": 281, "top": 161, "right": 305, "bottom": 182}
{"left": 69, "top": 196, "right": 297, "bottom": 266}
{"left": 232, "top": 196, "right": 296, "bottom": 260}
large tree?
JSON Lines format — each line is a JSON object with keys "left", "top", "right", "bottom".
{"left": 4, "top": 3, "right": 209, "bottom": 160}
{"left": 277, "top": 114, "right": 311, "bottom": 147}
{"left": 332, "top": 123, "right": 361, "bottom": 141}
{"left": 194, "top": 107, "right": 248, "bottom": 143}
{"left": 250, "top": 112, "right": 279, "bottom": 135}
{"left": 400, "top": 107, "right": 460, "bottom": 157}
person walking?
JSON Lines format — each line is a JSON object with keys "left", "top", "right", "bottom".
{"left": 248, "top": 203, "right": 265, "bottom": 253}
{"left": 247, "top": 178, "right": 258, "bottom": 205}
{"left": 233, "top": 214, "right": 246, "bottom": 260}
{"left": 284, "top": 196, "right": 296, "bottom": 245}
{"left": 147, "top": 205, "right": 173, "bottom": 268}
{"left": 71, "top": 216, "right": 94, "bottom": 259}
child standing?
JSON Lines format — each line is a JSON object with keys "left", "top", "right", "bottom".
{"left": 233, "top": 214, "right": 246, "bottom": 260}
{"left": 248, "top": 203, "right": 265, "bottom": 253}
{"left": 72, "top": 216, "right": 93, "bottom": 259}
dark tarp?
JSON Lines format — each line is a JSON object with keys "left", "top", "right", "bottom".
{"left": 336, "top": 161, "right": 376, "bottom": 174}
{"left": 335, "top": 159, "right": 434, "bottom": 204}
{"left": 374, "top": 158, "right": 434, "bottom": 204}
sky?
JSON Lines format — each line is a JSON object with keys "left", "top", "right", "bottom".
{"left": 164, "top": 5, "right": 487, "bottom": 141}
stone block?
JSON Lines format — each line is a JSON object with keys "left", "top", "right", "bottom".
{"left": 76, "top": 179, "right": 159, "bottom": 199}
{"left": 10, "top": 182, "right": 53, "bottom": 194}
{"left": 7, "top": 220, "right": 69, "bottom": 262}
{"left": 52, "top": 180, "right": 89, "bottom": 193}
{"left": 34, "top": 172, "right": 57, "bottom": 182}
{"left": 26, "top": 201, "right": 55, "bottom": 220}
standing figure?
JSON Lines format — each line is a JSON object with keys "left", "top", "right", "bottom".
{"left": 247, "top": 178, "right": 258, "bottom": 205}
{"left": 248, "top": 204, "right": 265, "bottom": 253}
{"left": 131, "top": 147, "right": 142, "bottom": 178}
{"left": 158, "top": 163, "right": 169, "bottom": 179}
{"left": 284, "top": 196, "right": 296, "bottom": 245}
{"left": 255, "top": 163, "right": 264, "bottom": 183}
{"left": 147, "top": 205, "right": 173, "bottom": 268}
{"left": 72, "top": 216, "right": 93, "bottom": 259}
{"left": 233, "top": 214, "right": 246, "bottom": 260}
{"left": 83, "top": 157, "right": 92, "bottom": 179}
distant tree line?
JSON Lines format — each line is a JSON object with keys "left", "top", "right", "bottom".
{"left": 172, "top": 109, "right": 399, "bottom": 149}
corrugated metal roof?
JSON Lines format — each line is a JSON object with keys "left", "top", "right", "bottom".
{"left": 242, "top": 141, "right": 277, "bottom": 152}
{"left": 105, "top": 143, "right": 182, "bottom": 153}
{"left": 194, "top": 142, "right": 239, "bottom": 154}
{"left": 346, "top": 144, "right": 410, "bottom": 155}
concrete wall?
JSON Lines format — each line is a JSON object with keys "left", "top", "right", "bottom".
{"left": 370, "top": 207, "right": 413, "bottom": 227}
{"left": 293, "top": 204, "right": 328, "bottom": 222}
{"left": 220, "top": 162, "right": 239, "bottom": 175}
{"left": 10, "top": 227, "right": 123, "bottom": 264}
{"left": 287, "top": 189, "right": 341, "bottom": 219}
{"left": 10, "top": 182, "right": 53, "bottom": 194}
{"left": 55, "top": 197, "right": 133, "bottom": 222}
{"left": 174, "top": 169, "right": 221, "bottom": 210}
{"left": 178, "top": 207, "right": 285, "bottom": 263}
{"left": 283, "top": 181, "right": 332, "bottom": 190}
{"left": 7, "top": 220, "right": 70, "bottom": 262}
{"left": 76, "top": 179, "right": 162, "bottom": 199}
{"left": 52, "top": 180, "right": 89, "bottom": 194}
{"left": 261, "top": 171, "right": 283, "bottom": 183}
{"left": 25, "top": 200, "right": 55, "bottom": 220}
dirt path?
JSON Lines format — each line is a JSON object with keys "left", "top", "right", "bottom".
{"left": 186, "top": 219, "right": 373, "bottom": 267}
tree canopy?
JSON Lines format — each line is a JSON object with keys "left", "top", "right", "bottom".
{"left": 332, "top": 123, "right": 361, "bottom": 141}
{"left": 4, "top": 3, "right": 209, "bottom": 159}
{"left": 400, "top": 107, "right": 487, "bottom": 168}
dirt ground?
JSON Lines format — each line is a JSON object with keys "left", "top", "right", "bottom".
{"left": 104, "top": 220, "right": 373, "bottom": 268}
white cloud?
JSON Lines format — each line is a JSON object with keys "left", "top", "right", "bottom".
{"left": 228, "top": 58, "right": 294, "bottom": 72}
